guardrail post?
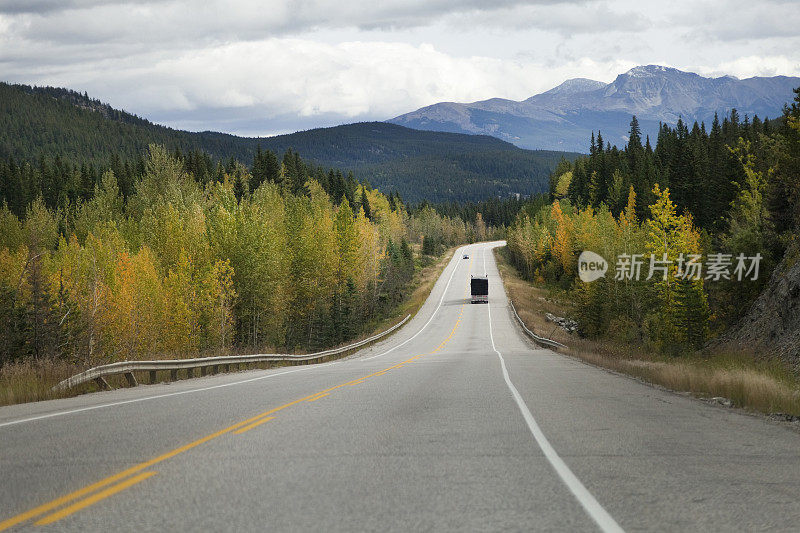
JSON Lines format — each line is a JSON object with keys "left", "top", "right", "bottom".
{"left": 149, "top": 370, "right": 157, "bottom": 384}
{"left": 124, "top": 372, "right": 138, "bottom": 387}
{"left": 94, "top": 376, "right": 111, "bottom": 391}
{"left": 201, "top": 366, "right": 207, "bottom": 376}
{"left": 170, "top": 369, "right": 178, "bottom": 381}
{"left": 187, "top": 368, "right": 194, "bottom": 378}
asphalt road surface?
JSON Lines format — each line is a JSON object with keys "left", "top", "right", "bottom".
{"left": 2, "top": 241, "right": 800, "bottom": 532}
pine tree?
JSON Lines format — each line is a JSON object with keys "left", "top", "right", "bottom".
{"left": 251, "top": 146, "right": 266, "bottom": 190}
{"left": 628, "top": 116, "right": 642, "bottom": 151}
{"left": 675, "top": 277, "right": 709, "bottom": 349}
{"left": 607, "top": 170, "right": 627, "bottom": 216}
{"left": 233, "top": 173, "right": 246, "bottom": 202}
{"left": 422, "top": 235, "right": 436, "bottom": 256}
{"left": 360, "top": 186, "right": 372, "bottom": 220}
{"left": 282, "top": 150, "right": 297, "bottom": 192}
{"left": 264, "top": 150, "right": 280, "bottom": 184}
{"left": 767, "top": 87, "right": 800, "bottom": 235}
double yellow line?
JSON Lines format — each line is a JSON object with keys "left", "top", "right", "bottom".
{"left": 1, "top": 256, "right": 475, "bottom": 530}
{"left": 0, "top": 398, "right": 305, "bottom": 530}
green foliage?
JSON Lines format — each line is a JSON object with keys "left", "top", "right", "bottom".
{"left": 0, "top": 82, "right": 578, "bottom": 206}
{"left": 643, "top": 184, "right": 708, "bottom": 350}
{"left": 421, "top": 235, "right": 438, "bottom": 256}
{"left": 424, "top": 194, "right": 538, "bottom": 229}
{"left": 508, "top": 187, "right": 708, "bottom": 353}
{"left": 508, "top": 87, "right": 800, "bottom": 352}
{"left": 566, "top": 109, "right": 778, "bottom": 230}
{"left": 0, "top": 145, "right": 493, "bottom": 366}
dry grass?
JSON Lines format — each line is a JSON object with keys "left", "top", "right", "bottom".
{"left": 494, "top": 246, "right": 800, "bottom": 417}
{"left": 493, "top": 249, "right": 575, "bottom": 347}
{"left": 0, "top": 359, "right": 82, "bottom": 406}
{"left": 0, "top": 247, "right": 459, "bottom": 408}
{"left": 401, "top": 246, "right": 459, "bottom": 318}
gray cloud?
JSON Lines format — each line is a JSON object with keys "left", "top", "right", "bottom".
{"left": 0, "top": 0, "right": 797, "bottom": 136}
{"left": 445, "top": 2, "right": 652, "bottom": 35}
{"left": 668, "top": 0, "right": 800, "bottom": 43}
{"left": 2, "top": 0, "right": 574, "bottom": 40}
{"left": 0, "top": 0, "right": 155, "bottom": 15}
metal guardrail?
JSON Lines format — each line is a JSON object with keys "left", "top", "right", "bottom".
{"left": 54, "top": 314, "right": 411, "bottom": 391}
{"left": 508, "top": 300, "right": 567, "bottom": 350}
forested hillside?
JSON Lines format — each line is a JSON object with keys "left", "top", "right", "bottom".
{"left": 421, "top": 194, "right": 546, "bottom": 229}
{"left": 0, "top": 83, "right": 577, "bottom": 203}
{"left": 261, "top": 125, "right": 573, "bottom": 202}
{"left": 507, "top": 88, "right": 800, "bottom": 354}
{"left": 0, "top": 144, "right": 496, "bottom": 371}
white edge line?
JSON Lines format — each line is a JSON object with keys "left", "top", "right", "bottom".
{"left": 1, "top": 244, "right": 469, "bottom": 428}
{"left": 0, "top": 363, "right": 327, "bottom": 429}
{"left": 486, "top": 250, "right": 624, "bottom": 533}
{"left": 361, "top": 244, "right": 466, "bottom": 361}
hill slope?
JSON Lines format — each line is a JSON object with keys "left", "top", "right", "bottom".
{"left": 718, "top": 244, "right": 800, "bottom": 365}
{"left": 390, "top": 65, "right": 800, "bottom": 151}
{"left": 256, "top": 123, "right": 575, "bottom": 202}
{"left": 0, "top": 83, "right": 578, "bottom": 203}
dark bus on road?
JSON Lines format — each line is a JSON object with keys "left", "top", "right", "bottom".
{"left": 470, "top": 276, "right": 488, "bottom": 303}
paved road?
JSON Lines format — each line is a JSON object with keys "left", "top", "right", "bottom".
{"left": 2, "top": 241, "right": 800, "bottom": 532}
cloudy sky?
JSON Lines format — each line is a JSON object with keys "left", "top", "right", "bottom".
{"left": 1, "top": 0, "right": 798, "bottom": 136}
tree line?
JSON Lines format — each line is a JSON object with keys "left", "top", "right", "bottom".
{"left": 0, "top": 145, "right": 494, "bottom": 367}
{"left": 509, "top": 87, "right": 800, "bottom": 352}
{"left": 417, "top": 193, "right": 543, "bottom": 229}
{"left": 0, "top": 144, "right": 375, "bottom": 220}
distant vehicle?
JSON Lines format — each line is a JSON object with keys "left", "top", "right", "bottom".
{"left": 463, "top": 254, "right": 469, "bottom": 259}
{"left": 470, "top": 275, "right": 488, "bottom": 303}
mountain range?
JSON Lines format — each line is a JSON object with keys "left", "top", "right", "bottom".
{"left": 389, "top": 65, "right": 800, "bottom": 152}
{"left": 4, "top": 65, "right": 798, "bottom": 203}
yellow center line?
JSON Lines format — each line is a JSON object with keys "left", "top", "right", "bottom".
{"left": 234, "top": 416, "right": 277, "bottom": 435}
{"left": 0, "top": 468, "right": 135, "bottom": 531}
{"left": 2, "top": 250, "right": 478, "bottom": 530}
{"left": 0, "top": 396, "right": 313, "bottom": 531}
{"left": 305, "top": 393, "right": 330, "bottom": 402}
{"left": 35, "top": 471, "right": 157, "bottom": 526}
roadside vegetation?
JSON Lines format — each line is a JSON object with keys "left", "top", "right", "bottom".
{"left": 501, "top": 87, "right": 800, "bottom": 416}
{"left": 496, "top": 247, "right": 800, "bottom": 416}
{"left": 0, "top": 145, "right": 494, "bottom": 406}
